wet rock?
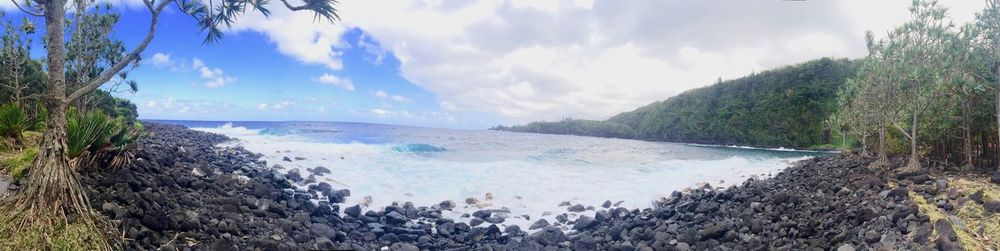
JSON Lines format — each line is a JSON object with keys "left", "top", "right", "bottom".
{"left": 573, "top": 215, "right": 596, "bottom": 230}
{"left": 439, "top": 200, "right": 456, "bottom": 210}
{"left": 568, "top": 204, "right": 586, "bottom": 212}
{"left": 529, "top": 219, "right": 550, "bottom": 230}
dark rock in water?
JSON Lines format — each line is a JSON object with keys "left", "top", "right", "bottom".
{"left": 344, "top": 205, "right": 362, "bottom": 218}
{"left": 294, "top": 156, "right": 307, "bottom": 161}
{"left": 282, "top": 156, "right": 292, "bottom": 162}
{"left": 602, "top": 200, "right": 612, "bottom": 208}
{"left": 285, "top": 170, "right": 303, "bottom": 182}
{"left": 439, "top": 200, "right": 456, "bottom": 210}
{"left": 530, "top": 226, "right": 567, "bottom": 246}
{"left": 465, "top": 197, "right": 478, "bottom": 205}
{"left": 385, "top": 211, "right": 408, "bottom": 225}
{"left": 529, "top": 219, "right": 550, "bottom": 230}
{"left": 309, "top": 166, "right": 331, "bottom": 176}
{"left": 469, "top": 218, "right": 484, "bottom": 227}
{"left": 436, "top": 222, "right": 455, "bottom": 236}
{"left": 472, "top": 210, "right": 492, "bottom": 219}
{"left": 505, "top": 225, "right": 522, "bottom": 235}
{"left": 484, "top": 215, "right": 505, "bottom": 224}
{"left": 559, "top": 201, "right": 571, "bottom": 207}
{"left": 568, "top": 204, "right": 586, "bottom": 212}
{"left": 573, "top": 215, "right": 596, "bottom": 230}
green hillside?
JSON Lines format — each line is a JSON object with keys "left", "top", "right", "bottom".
{"left": 494, "top": 57, "right": 859, "bottom": 148}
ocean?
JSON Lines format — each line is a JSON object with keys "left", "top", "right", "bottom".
{"left": 151, "top": 120, "right": 829, "bottom": 229}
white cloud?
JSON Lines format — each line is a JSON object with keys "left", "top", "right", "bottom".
{"left": 373, "top": 90, "right": 389, "bottom": 99}
{"left": 221, "top": 0, "right": 987, "bottom": 122}
{"left": 191, "top": 57, "right": 237, "bottom": 88}
{"left": 258, "top": 100, "right": 295, "bottom": 110}
{"left": 371, "top": 89, "right": 410, "bottom": 102}
{"left": 370, "top": 108, "right": 389, "bottom": 116}
{"left": 150, "top": 53, "right": 173, "bottom": 68}
{"left": 227, "top": 5, "right": 349, "bottom": 70}
{"left": 313, "top": 73, "right": 356, "bottom": 91}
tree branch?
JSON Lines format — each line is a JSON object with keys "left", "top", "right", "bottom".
{"left": 891, "top": 121, "right": 913, "bottom": 141}
{"left": 67, "top": 0, "right": 170, "bottom": 102}
{"left": 11, "top": 0, "right": 44, "bottom": 17}
{"left": 279, "top": 0, "right": 308, "bottom": 11}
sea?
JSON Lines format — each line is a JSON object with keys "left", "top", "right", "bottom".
{"left": 151, "top": 120, "right": 830, "bottom": 229}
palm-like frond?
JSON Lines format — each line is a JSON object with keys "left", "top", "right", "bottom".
{"left": 0, "top": 103, "right": 30, "bottom": 141}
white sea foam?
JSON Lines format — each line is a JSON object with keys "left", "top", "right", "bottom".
{"left": 195, "top": 123, "right": 813, "bottom": 231}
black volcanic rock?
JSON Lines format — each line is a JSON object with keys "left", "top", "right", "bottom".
{"left": 78, "top": 123, "right": 938, "bottom": 250}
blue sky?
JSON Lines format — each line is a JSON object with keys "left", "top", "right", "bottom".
{"left": 2, "top": 0, "right": 987, "bottom": 129}
{"left": 109, "top": 11, "right": 488, "bottom": 128}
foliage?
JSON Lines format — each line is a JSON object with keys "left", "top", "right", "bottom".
{"left": 842, "top": 0, "right": 1000, "bottom": 170}
{"left": 0, "top": 103, "right": 30, "bottom": 143}
{"left": 65, "top": 109, "right": 144, "bottom": 169}
{"left": 496, "top": 58, "right": 858, "bottom": 149}
{"left": 494, "top": 119, "right": 635, "bottom": 139}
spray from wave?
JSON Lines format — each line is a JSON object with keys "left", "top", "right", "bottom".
{"left": 193, "top": 122, "right": 816, "bottom": 230}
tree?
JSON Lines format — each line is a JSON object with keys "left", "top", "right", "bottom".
{"left": 975, "top": 0, "right": 1000, "bottom": 171}
{"left": 880, "top": 0, "right": 954, "bottom": 172}
{"left": 0, "top": 15, "right": 40, "bottom": 108}
{"left": 0, "top": 0, "right": 341, "bottom": 249}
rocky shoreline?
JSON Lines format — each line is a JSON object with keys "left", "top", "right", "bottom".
{"left": 77, "top": 123, "right": 991, "bottom": 250}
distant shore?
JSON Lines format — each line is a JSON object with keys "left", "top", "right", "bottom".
{"left": 69, "top": 123, "right": 997, "bottom": 250}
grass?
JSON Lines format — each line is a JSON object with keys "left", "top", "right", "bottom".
{"left": 908, "top": 176, "right": 1000, "bottom": 250}
{"left": 0, "top": 213, "right": 109, "bottom": 251}
{"left": 1, "top": 146, "right": 37, "bottom": 181}
{"left": 951, "top": 177, "right": 1000, "bottom": 249}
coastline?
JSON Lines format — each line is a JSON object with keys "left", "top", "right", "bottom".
{"left": 76, "top": 123, "right": 954, "bottom": 250}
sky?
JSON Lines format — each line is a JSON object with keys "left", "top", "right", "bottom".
{"left": 0, "top": 0, "right": 990, "bottom": 129}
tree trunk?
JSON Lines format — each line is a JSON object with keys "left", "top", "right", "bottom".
{"left": 904, "top": 110, "right": 921, "bottom": 172}
{"left": 860, "top": 133, "right": 871, "bottom": 158}
{"left": 996, "top": 64, "right": 1000, "bottom": 172}
{"left": 0, "top": 1, "right": 112, "bottom": 249}
{"left": 871, "top": 121, "right": 890, "bottom": 170}
{"left": 963, "top": 98, "right": 973, "bottom": 170}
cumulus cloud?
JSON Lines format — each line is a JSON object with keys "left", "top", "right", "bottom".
{"left": 313, "top": 73, "right": 355, "bottom": 91}
{"left": 150, "top": 53, "right": 173, "bottom": 68}
{"left": 191, "top": 58, "right": 237, "bottom": 88}
{"left": 217, "top": 0, "right": 986, "bottom": 122}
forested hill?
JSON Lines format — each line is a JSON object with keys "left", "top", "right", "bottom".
{"left": 492, "top": 58, "right": 860, "bottom": 148}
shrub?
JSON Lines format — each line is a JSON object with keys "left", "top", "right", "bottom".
{"left": 0, "top": 103, "right": 30, "bottom": 143}
{"left": 66, "top": 110, "right": 117, "bottom": 160}
{"left": 65, "top": 109, "right": 144, "bottom": 169}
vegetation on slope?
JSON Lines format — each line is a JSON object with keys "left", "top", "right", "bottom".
{"left": 496, "top": 58, "right": 859, "bottom": 148}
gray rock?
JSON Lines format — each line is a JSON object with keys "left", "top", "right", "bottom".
{"left": 836, "top": 244, "right": 855, "bottom": 251}
{"left": 529, "top": 219, "right": 550, "bottom": 230}
{"left": 573, "top": 215, "right": 596, "bottom": 230}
